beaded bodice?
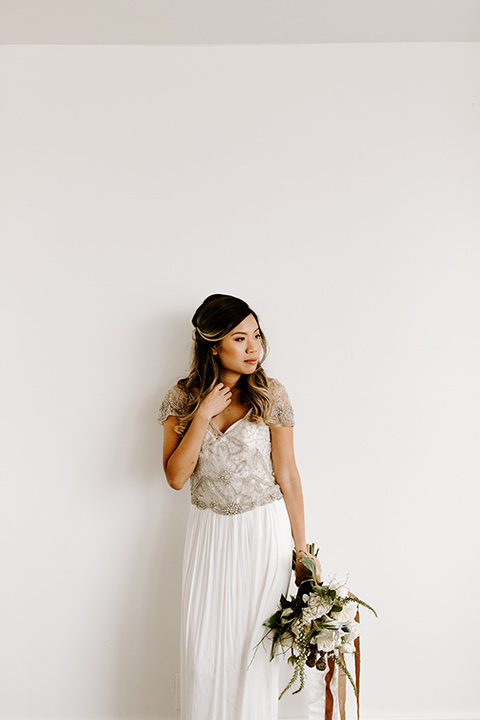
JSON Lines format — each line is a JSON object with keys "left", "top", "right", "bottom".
{"left": 158, "top": 378, "right": 295, "bottom": 515}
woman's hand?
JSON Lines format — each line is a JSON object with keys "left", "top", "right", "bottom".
{"left": 197, "top": 383, "right": 232, "bottom": 421}
{"left": 295, "top": 551, "right": 322, "bottom": 587}
{"left": 163, "top": 383, "right": 232, "bottom": 491}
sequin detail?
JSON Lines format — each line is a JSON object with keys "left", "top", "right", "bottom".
{"left": 158, "top": 378, "right": 295, "bottom": 515}
{"left": 157, "top": 384, "right": 192, "bottom": 424}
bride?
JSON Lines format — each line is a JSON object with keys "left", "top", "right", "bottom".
{"left": 159, "top": 293, "right": 321, "bottom": 720}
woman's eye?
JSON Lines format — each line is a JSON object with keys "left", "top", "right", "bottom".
{"left": 234, "top": 334, "right": 260, "bottom": 341}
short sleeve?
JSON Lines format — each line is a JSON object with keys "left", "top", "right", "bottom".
{"left": 266, "top": 378, "right": 295, "bottom": 427}
{"left": 157, "top": 384, "right": 190, "bottom": 425}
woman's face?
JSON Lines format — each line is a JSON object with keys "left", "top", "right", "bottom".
{"left": 213, "top": 313, "right": 262, "bottom": 376}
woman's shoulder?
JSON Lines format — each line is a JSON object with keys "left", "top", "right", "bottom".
{"left": 265, "top": 377, "right": 295, "bottom": 427}
{"left": 266, "top": 376, "right": 287, "bottom": 392}
{"left": 157, "top": 381, "right": 192, "bottom": 424}
{"left": 266, "top": 376, "right": 292, "bottom": 400}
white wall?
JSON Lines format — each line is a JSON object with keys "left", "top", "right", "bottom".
{"left": 1, "top": 44, "right": 479, "bottom": 720}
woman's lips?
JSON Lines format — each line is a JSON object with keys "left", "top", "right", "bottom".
{"left": 245, "top": 359, "right": 257, "bottom": 363}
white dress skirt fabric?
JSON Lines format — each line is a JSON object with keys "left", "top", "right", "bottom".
{"left": 180, "top": 498, "right": 293, "bottom": 720}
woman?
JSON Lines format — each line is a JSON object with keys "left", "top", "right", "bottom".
{"left": 158, "top": 294, "right": 321, "bottom": 720}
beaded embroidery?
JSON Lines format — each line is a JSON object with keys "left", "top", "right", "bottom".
{"left": 158, "top": 378, "right": 295, "bottom": 515}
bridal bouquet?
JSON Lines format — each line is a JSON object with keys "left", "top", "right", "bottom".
{"left": 261, "top": 545, "right": 377, "bottom": 700}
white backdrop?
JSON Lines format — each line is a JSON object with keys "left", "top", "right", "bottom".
{"left": 1, "top": 44, "right": 479, "bottom": 720}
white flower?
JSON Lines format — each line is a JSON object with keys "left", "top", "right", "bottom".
{"left": 300, "top": 606, "right": 318, "bottom": 627}
{"left": 301, "top": 608, "right": 314, "bottom": 626}
{"left": 305, "top": 592, "right": 334, "bottom": 617}
{"left": 315, "top": 629, "right": 336, "bottom": 652}
{"left": 325, "top": 618, "right": 344, "bottom": 631}
{"left": 338, "top": 641, "right": 355, "bottom": 653}
{"left": 291, "top": 617, "right": 308, "bottom": 638}
{"left": 328, "top": 577, "right": 350, "bottom": 599}
{"left": 297, "top": 590, "right": 335, "bottom": 628}
{"left": 330, "top": 600, "right": 358, "bottom": 623}
{"left": 281, "top": 608, "right": 294, "bottom": 618}
{"left": 342, "top": 619, "right": 361, "bottom": 643}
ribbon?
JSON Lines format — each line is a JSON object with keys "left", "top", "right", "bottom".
{"left": 307, "top": 605, "right": 362, "bottom": 720}
{"left": 308, "top": 659, "right": 338, "bottom": 720}
{"left": 324, "top": 654, "right": 336, "bottom": 720}
{"left": 354, "top": 606, "right": 361, "bottom": 720}
{"left": 338, "top": 653, "right": 346, "bottom": 720}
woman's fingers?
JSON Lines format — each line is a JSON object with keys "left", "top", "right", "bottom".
{"left": 204, "top": 383, "right": 232, "bottom": 415}
{"left": 217, "top": 384, "right": 232, "bottom": 401}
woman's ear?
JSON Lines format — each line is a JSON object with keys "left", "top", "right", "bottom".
{"left": 211, "top": 345, "right": 218, "bottom": 356}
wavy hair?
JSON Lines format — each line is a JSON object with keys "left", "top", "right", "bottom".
{"left": 174, "top": 294, "right": 272, "bottom": 435}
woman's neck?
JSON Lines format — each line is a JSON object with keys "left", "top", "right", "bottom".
{"left": 219, "top": 369, "right": 242, "bottom": 389}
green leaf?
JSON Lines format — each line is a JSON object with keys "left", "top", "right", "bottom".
{"left": 298, "top": 556, "right": 317, "bottom": 577}
{"left": 264, "top": 614, "right": 282, "bottom": 629}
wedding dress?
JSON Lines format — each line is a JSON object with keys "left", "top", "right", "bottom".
{"left": 158, "top": 378, "right": 295, "bottom": 720}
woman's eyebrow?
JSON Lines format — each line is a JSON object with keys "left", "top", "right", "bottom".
{"left": 232, "top": 328, "right": 260, "bottom": 335}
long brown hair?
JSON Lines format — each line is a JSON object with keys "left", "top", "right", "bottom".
{"left": 174, "top": 294, "right": 272, "bottom": 435}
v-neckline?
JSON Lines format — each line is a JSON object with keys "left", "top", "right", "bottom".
{"left": 209, "top": 408, "right": 252, "bottom": 436}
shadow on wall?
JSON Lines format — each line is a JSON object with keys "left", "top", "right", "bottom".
{"left": 110, "top": 311, "right": 192, "bottom": 718}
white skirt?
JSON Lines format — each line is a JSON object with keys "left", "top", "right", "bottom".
{"left": 180, "top": 499, "right": 293, "bottom": 720}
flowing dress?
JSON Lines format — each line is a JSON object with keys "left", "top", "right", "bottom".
{"left": 158, "top": 378, "right": 295, "bottom": 720}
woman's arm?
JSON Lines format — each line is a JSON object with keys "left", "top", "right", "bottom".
{"left": 270, "top": 425, "right": 321, "bottom": 583}
{"left": 163, "top": 383, "right": 232, "bottom": 490}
